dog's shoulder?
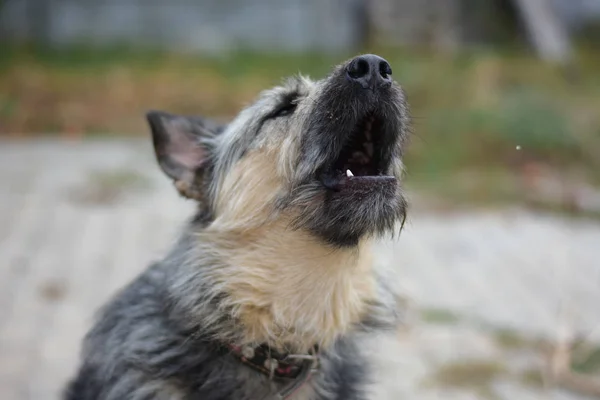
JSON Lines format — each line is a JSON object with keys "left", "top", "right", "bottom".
{"left": 87, "top": 262, "right": 169, "bottom": 339}
{"left": 65, "top": 263, "right": 179, "bottom": 399}
{"left": 66, "top": 261, "right": 264, "bottom": 400}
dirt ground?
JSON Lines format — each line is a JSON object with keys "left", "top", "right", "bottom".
{"left": 1, "top": 139, "right": 599, "bottom": 400}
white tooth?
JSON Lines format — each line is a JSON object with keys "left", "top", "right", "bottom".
{"left": 346, "top": 169, "right": 354, "bottom": 177}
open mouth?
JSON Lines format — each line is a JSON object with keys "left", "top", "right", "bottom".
{"left": 321, "top": 114, "right": 394, "bottom": 191}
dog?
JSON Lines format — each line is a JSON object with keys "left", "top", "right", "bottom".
{"left": 65, "top": 54, "right": 410, "bottom": 400}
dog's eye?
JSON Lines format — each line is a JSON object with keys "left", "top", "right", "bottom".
{"left": 270, "top": 102, "right": 297, "bottom": 119}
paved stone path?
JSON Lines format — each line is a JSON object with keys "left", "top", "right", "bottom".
{"left": 1, "top": 139, "right": 599, "bottom": 400}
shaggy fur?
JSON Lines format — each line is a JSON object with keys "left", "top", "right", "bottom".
{"left": 65, "top": 54, "right": 411, "bottom": 400}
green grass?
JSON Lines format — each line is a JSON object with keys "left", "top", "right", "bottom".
{"left": 519, "top": 368, "right": 545, "bottom": 389}
{"left": 490, "top": 327, "right": 550, "bottom": 352}
{"left": 572, "top": 344, "right": 600, "bottom": 375}
{"left": 425, "top": 360, "right": 507, "bottom": 399}
{"left": 421, "top": 308, "right": 463, "bottom": 325}
{"left": 67, "top": 168, "right": 151, "bottom": 206}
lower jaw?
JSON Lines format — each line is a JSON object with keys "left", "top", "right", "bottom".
{"left": 323, "top": 175, "right": 397, "bottom": 193}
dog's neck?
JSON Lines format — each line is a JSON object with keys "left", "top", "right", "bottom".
{"left": 181, "top": 217, "right": 376, "bottom": 353}
{"left": 167, "top": 151, "right": 377, "bottom": 352}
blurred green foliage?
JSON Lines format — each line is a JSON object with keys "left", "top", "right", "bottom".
{"left": 1, "top": 43, "right": 599, "bottom": 209}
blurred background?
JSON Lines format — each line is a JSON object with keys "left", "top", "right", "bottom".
{"left": 1, "top": 0, "right": 599, "bottom": 399}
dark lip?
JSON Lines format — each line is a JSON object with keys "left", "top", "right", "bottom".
{"left": 322, "top": 175, "right": 397, "bottom": 193}
{"left": 318, "top": 111, "right": 395, "bottom": 191}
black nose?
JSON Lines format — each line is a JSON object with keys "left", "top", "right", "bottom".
{"left": 346, "top": 54, "right": 392, "bottom": 89}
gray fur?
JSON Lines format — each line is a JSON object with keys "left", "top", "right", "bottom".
{"left": 65, "top": 55, "right": 410, "bottom": 400}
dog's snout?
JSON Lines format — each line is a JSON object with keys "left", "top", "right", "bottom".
{"left": 346, "top": 54, "right": 392, "bottom": 89}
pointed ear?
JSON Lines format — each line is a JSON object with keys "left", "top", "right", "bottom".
{"left": 146, "top": 110, "right": 217, "bottom": 201}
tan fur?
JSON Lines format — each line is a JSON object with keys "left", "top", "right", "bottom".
{"left": 174, "top": 170, "right": 204, "bottom": 201}
{"left": 224, "top": 222, "right": 374, "bottom": 352}
{"left": 198, "top": 150, "right": 377, "bottom": 353}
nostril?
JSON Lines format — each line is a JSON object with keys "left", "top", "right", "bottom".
{"left": 346, "top": 54, "right": 392, "bottom": 88}
{"left": 379, "top": 61, "right": 392, "bottom": 79}
{"left": 347, "top": 58, "right": 370, "bottom": 80}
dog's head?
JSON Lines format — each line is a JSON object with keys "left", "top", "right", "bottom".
{"left": 147, "top": 54, "right": 410, "bottom": 247}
